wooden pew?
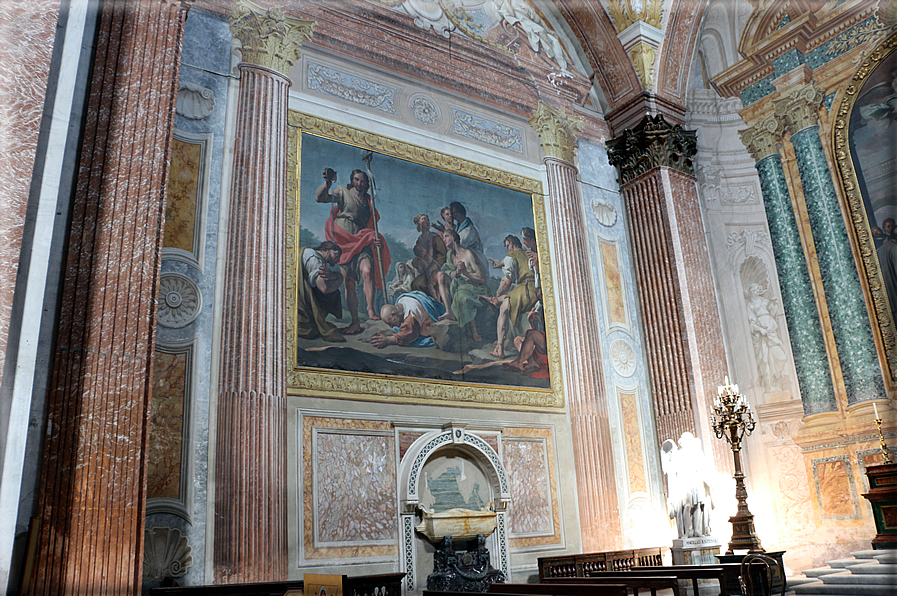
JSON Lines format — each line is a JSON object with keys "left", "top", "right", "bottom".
{"left": 559, "top": 566, "right": 727, "bottom": 596}
{"left": 542, "top": 576, "right": 681, "bottom": 596}
{"left": 488, "top": 581, "right": 631, "bottom": 596}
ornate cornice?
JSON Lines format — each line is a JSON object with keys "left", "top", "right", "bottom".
{"left": 739, "top": 116, "right": 785, "bottom": 162}
{"left": 773, "top": 83, "right": 826, "bottom": 134}
{"left": 606, "top": 114, "right": 697, "bottom": 185}
{"left": 229, "top": 0, "right": 315, "bottom": 75}
{"left": 528, "top": 102, "right": 584, "bottom": 163}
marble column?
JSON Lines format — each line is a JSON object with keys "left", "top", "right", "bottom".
{"left": 214, "top": 1, "right": 313, "bottom": 583}
{"left": 27, "top": 0, "right": 189, "bottom": 594}
{"left": 739, "top": 117, "right": 838, "bottom": 415}
{"left": 775, "top": 84, "right": 886, "bottom": 405}
{"left": 529, "top": 102, "right": 622, "bottom": 550}
{"left": 607, "top": 115, "right": 730, "bottom": 469}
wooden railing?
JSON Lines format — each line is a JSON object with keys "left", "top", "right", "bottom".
{"left": 538, "top": 548, "right": 667, "bottom": 580}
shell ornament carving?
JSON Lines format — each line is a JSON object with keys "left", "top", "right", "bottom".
{"left": 143, "top": 526, "right": 193, "bottom": 580}
{"left": 610, "top": 339, "right": 637, "bottom": 377}
{"left": 157, "top": 273, "right": 201, "bottom": 328}
{"left": 590, "top": 198, "right": 617, "bottom": 226}
{"left": 176, "top": 82, "right": 216, "bottom": 120}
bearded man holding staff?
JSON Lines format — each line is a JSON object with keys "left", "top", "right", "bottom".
{"left": 316, "top": 167, "right": 391, "bottom": 335}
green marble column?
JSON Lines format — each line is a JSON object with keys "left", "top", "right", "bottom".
{"left": 789, "top": 124, "right": 885, "bottom": 404}
{"left": 740, "top": 119, "right": 837, "bottom": 415}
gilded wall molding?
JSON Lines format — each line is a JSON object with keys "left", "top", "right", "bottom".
{"left": 528, "top": 101, "right": 583, "bottom": 163}
{"left": 628, "top": 42, "right": 656, "bottom": 90}
{"left": 607, "top": 0, "right": 664, "bottom": 32}
{"left": 739, "top": 116, "right": 785, "bottom": 162}
{"left": 774, "top": 83, "right": 826, "bottom": 134}
{"left": 606, "top": 114, "right": 697, "bottom": 186}
{"left": 832, "top": 30, "right": 897, "bottom": 384}
{"left": 229, "top": 0, "right": 315, "bottom": 75}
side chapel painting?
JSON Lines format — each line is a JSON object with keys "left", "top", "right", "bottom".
{"left": 850, "top": 42, "right": 897, "bottom": 329}
{"left": 292, "top": 128, "right": 555, "bottom": 394}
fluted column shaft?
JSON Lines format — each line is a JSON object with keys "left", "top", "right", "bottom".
{"left": 28, "top": 1, "right": 188, "bottom": 594}
{"left": 544, "top": 156, "right": 622, "bottom": 550}
{"left": 754, "top": 152, "right": 838, "bottom": 414}
{"left": 214, "top": 63, "right": 289, "bottom": 583}
{"left": 788, "top": 125, "right": 885, "bottom": 404}
{"left": 608, "top": 115, "right": 729, "bottom": 470}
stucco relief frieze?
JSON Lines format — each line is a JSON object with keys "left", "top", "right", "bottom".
{"left": 452, "top": 109, "right": 523, "bottom": 152}
{"left": 726, "top": 229, "right": 772, "bottom": 262}
{"left": 410, "top": 96, "right": 439, "bottom": 124}
{"left": 306, "top": 62, "right": 396, "bottom": 113}
{"left": 230, "top": 0, "right": 315, "bottom": 74}
{"left": 606, "top": 114, "right": 697, "bottom": 185}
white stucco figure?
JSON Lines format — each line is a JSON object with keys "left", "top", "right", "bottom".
{"left": 746, "top": 283, "right": 787, "bottom": 390}
{"left": 661, "top": 432, "right": 714, "bottom": 539}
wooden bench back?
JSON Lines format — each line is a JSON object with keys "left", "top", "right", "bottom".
{"left": 489, "top": 582, "right": 629, "bottom": 596}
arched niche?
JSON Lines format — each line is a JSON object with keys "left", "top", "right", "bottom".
{"left": 832, "top": 30, "right": 897, "bottom": 388}
{"left": 397, "top": 424, "right": 510, "bottom": 593}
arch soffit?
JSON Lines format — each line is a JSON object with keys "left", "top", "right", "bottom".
{"left": 656, "top": 0, "right": 712, "bottom": 105}
{"left": 398, "top": 426, "right": 511, "bottom": 512}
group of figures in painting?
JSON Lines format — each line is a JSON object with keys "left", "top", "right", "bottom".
{"left": 296, "top": 137, "right": 550, "bottom": 389}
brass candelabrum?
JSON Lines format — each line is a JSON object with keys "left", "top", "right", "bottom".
{"left": 711, "top": 377, "right": 764, "bottom": 555}
{"left": 873, "top": 402, "right": 893, "bottom": 465}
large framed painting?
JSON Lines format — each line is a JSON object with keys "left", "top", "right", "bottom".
{"left": 834, "top": 31, "right": 897, "bottom": 385}
{"left": 286, "top": 112, "right": 564, "bottom": 410}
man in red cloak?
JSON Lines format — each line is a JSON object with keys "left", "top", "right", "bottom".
{"left": 316, "top": 167, "right": 391, "bottom": 334}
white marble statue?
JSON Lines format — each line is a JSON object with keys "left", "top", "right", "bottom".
{"left": 661, "top": 432, "right": 714, "bottom": 539}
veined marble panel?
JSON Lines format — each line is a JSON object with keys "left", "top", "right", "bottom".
{"left": 620, "top": 391, "right": 647, "bottom": 494}
{"left": 147, "top": 349, "right": 190, "bottom": 501}
{"left": 811, "top": 455, "right": 861, "bottom": 520}
{"left": 601, "top": 242, "right": 628, "bottom": 328}
{"left": 164, "top": 130, "right": 211, "bottom": 269}
{"left": 503, "top": 427, "right": 561, "bottom": 548}
{"left": 303, "top": 417, "right": 398, "bottom": 560}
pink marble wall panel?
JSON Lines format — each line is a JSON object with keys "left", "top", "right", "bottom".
{"left": 813, "top": 459, "right": 858, "bottom": 519}
{"left": 504, "top": 439, "right": 552, "bottom": 534}
{"left": 0, "top": 0, "right": 60, "bottom": 390}
{"left": 314, "top": 432, "right": 397, "bottom": 543}
{"left": 544, "top": 157, "right": 621, "bottom": 550}
{"left": 29, "top": 1, "right": 187, "bottom": 593}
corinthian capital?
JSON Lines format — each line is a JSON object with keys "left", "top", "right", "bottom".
{"left": 606, "top": 114, "right": 697, "bottom": 185}
{"left": 230, "top": 0, "right": 315, "bottom": 75}
{"left": 528, "top": 102, "right": 584, "bottom": 163}
{"left": 773, "top": 83, "right": 826, "bottom": 135}
{"left": 738, "top": 116, "right": 785, "bottom": 162}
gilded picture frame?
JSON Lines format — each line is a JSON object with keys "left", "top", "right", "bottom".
{"left": 286, "top": 111, "right": 565, "bottom": 411}
{"left": 832, "top": 30, "right": 897, "bottom": 386}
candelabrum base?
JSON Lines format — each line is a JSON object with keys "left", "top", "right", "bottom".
{"left": 726, "top": 512, "right": 764, "bottom": 555}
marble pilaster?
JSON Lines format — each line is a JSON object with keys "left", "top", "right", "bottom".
{"left": 530, "top": 102, "right": 622, "bottom": 550}
{"left": 607, "top": 115, "right": 730, "bottom": 470}
{"left": 739, "top": 118, "right": 839, "bottom": 415}
{"left": 27, "top": 0, "right": 189, "bottom": 593}
{"left": 213, "top": 1, "right": 313, "bottom": 583}
{"left": 775, "top": 85, "right": 886, "bottom": 405}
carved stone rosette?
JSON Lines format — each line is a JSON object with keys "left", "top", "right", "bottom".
{"left": 606, "top": 114, "right": 697, "bottom": 185}
{"left": 528, "top": 101, "right": 583, "bottom": 163}
{"left": 230, "top": 0, "right": 315, "bottom": 75}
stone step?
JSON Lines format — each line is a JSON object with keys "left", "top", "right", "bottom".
{"left": 826, "top": 558, "right": 872, "bottom": 569}
{"left": 814, "top": 570, "right": 895, "bottom": 585}
{"left": 786, "top": 575, "right": 819, "bottom": 588}
{"left": 843, "top": 563, "right": 897, "bottom": 575}
{"left": 873, "top": 553, "right": 897, "bottom": 565}
{"left": 850, "top": 549, "right": 897, "bottom": 560}
{"left": 792, "top": 581, "right": 896, "bottom": 595}
{"left": 803, "top": 567, "right": 846, "bottom": 578}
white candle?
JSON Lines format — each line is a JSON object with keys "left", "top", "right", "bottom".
{"left": 874, "top": 402, "right": 879, "bottom": 419}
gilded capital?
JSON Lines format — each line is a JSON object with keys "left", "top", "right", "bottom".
{"left": 528, "top": 102, "right": 584, "bottom": 163}
{"left": 606, "top": 114, "right": 697, "bottom": 185}
{"left": 628, "top": 42, "right": 656, "bottom": 90}
{"left": 738, "top": 116, "right": 785, "bottom": 162}
{"left": 230, "top": 0, "right": 315, "bottom": 75}
{"left": 773, "top": 83, "right": 826, "bottom": 135}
